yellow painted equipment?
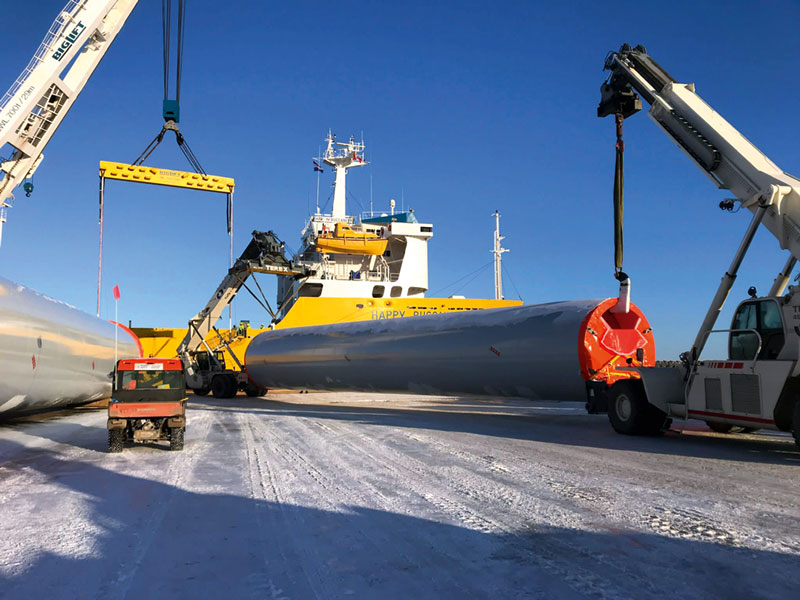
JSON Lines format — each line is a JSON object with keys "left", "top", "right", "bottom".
{"left": 99, "top": 161, "right": 234, "bottom": 193}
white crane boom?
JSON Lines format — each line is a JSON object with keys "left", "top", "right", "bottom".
{"left": 0, "top": 0, "right": 138, "bottom": 244}
{"left": 600, "top": 44, "right": 800, "bottom": 360}
{"left": 599, "top": 44, "right": 800, "bottom": 262}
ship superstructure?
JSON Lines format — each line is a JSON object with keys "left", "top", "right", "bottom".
{"left": 272, "top": 132, "right": 519, "bottom": 329}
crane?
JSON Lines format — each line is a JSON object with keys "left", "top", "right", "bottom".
{"left": 0, "top": 0, "right": 138, "bottom": 245}
{"left": 594, "top": 44, "right": 800, "bottom": 446}
{"left": 176, "top": 230, "right": 308, "bottom": 398}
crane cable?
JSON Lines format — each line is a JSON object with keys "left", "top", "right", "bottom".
{"left": 133, "top": 0, "right": 206, "bottom": 175}
{"left": 613, "top": 112, "right": 628, "bottom": 283}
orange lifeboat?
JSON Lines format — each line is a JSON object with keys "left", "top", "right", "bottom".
{"left": 315, "top": 222, "right": 388, "bottom": 255}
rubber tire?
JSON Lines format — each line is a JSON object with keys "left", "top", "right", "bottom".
{"left": 212, "top": 376, "right": 232, "bottom": 399}
{"left": 194, "top": 387, "right": 210, "bottom": 397}
{"left": 108, "top": 428, "right": 124, "bottom": 453}
{"left": 792, "top": 400, "right": 800, "bottom": 449}
{"left": 225, "top": 375, "right": 238, "bottom": 398}
{"left": 170, "top": 427, "right": 184, "bottom": 451}
{"left": 706, "top": 422, "right": 754, "bottom": 434}
{"left": 608, "top": 380, "right": 667, "bottom": 436}
{"left": 706, "top": 421, "right": 736, "bottom": 434}
{"left": 245, "top": 383, "right": 266, "bottom": 397}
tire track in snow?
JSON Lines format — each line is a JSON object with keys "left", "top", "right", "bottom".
{"left": 302, "top": 417, "right": 646, "bottom": 600}
{"left": 97, "top": 408, "right": 215, "bottom": 600}
{"left": 238, "top": 410, "right": 314, "bottom": 600}
{"left": 395, "top": 427, "right": 780, "bottom": 556}
{"left": 245, "top": 412, "right": 476, "bottom": 599}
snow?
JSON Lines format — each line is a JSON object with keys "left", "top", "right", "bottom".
{"left": 0, "top": 393, "right": 798, "bottom": 599}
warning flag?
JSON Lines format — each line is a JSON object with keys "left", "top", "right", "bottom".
{"left": 112, "top": 285, "right": 121, "bottom": 301}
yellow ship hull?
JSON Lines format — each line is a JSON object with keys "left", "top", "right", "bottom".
{"left": 133, "top": 297, "right": 521, "bottom": 362}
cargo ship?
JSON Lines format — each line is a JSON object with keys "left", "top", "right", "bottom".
{"left": 134, "top": 132, "right": 520, "bottom": 358}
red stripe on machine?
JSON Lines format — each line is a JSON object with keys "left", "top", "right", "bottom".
{"left": 688, "top": 409, "right": 773, "bottom": 424}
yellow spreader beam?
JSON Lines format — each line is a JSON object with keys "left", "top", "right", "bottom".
{"left": 99, "top": 161, "right": 234, "bottom": 193}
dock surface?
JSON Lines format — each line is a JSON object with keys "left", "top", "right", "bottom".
{"left": 1, "top": 393, "right": 798, "bottom": 599}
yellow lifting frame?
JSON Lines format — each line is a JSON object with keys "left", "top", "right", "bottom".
{"left": 96, "top": 160, "right": 236, "bottom": 319}
{"left": 98, "top": 161, "right": 235, "bottom": 193}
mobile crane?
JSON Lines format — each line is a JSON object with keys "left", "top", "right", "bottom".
{"left": 0, "top": 0, "right": 138, "bottom": 245}
{"left": 595, "top": 44, "right": 800, "bottom": 447}
{"left": 177, "top": 230, "right": 308, "bottom": 398}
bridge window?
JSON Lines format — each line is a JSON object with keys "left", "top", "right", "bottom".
{"left": 390, "top": 286, "right": 403, "bottom": 297}
{"left": 298, "top": 283, "right": 323, "bottom": 298}
{"left": 372, "top": 285, "right": 385, "bottom": 298}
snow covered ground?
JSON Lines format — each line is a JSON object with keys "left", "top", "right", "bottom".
{"left": 0, "top": 392, "right": 798, "bottom": 599}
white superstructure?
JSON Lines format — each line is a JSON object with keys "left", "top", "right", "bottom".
{"left": 275, "top": 132, "right": 434, "bottom": 320}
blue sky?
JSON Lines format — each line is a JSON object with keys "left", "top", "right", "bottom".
{"left": 2, "top": 0, "right": 799, "bottom": 359}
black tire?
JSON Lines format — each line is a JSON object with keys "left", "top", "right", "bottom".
{"left": 225, "top": 375, "right": 239, "bottom": 398}
{"left": 245, "top": 383, "right": 266, "bottom": 397}
{"left": 706, "top": 422, "right": 754, "bottom": 434}
{"left": 212, "top": 376, "right": 232, "bottom": 399}
{"left": 194, "top": 386, "right": 210, "bottom": 397}
{"left": 170, "top": 427, "right": 184, "bottom": 451}
{"left": 608, "top": 380, "right": 667, "bottom": 436}
{"left": 108, "top": 428, "right": 124, "bottom": 453}
{"left": 792, "top": 400, "right": 800, "bottom": 449}
{"left": 706, "top": 421, "right": 735, "bottom": 434}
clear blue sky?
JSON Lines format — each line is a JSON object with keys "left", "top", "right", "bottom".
{"left": 2, "top": 0, "right": 799, "bottom": 360}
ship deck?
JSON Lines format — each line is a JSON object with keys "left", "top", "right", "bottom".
{"left": 0, "top": 392, "right": 798, "bottom": 598}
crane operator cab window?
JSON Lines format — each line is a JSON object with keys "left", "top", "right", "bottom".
{"left": 729, "top": 300, "right": 785, "bottom": 360}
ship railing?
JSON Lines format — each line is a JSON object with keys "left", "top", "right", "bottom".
{"left": 320, "top": 261, "right": 392, "bottom": 283}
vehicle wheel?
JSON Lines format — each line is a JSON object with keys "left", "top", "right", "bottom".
{"left": 212, "top": 376, "right": 233, "bottom": 399}
{"left": 194, "top": 386, "right": 210, "bottom": 397}
{"left": 608, "top": 380, "right": 667, "bottom": 435}
{"left": 108, "top": 429, "right": 124, "bottom": 453}
{"left": 170, "top": 427, "right": 184, "bottom": 451}
{"left": 225, "top": 375, "right": 239, "bottom": 398}
{"left": 706, "top": 422, "right": 752, "bottom": 434}
{"left": 706, "top": 421, "right": 735, "bottom": 434}
{"left": 792, "top": 400, "right": 800, "bottom": 449}
{"left": 245, "top": 383, "right": 266, "bottom": 397}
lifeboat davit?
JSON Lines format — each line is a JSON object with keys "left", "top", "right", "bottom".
{"left": 315, "top": 223, "right": 388, "bottom": 256}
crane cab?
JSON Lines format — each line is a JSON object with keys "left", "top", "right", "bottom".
{"left": 682, "top": 291, "right": 800, "bottom": 438}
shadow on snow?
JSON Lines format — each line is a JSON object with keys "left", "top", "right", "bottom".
{"left": 0, "top": 435, "right": 797, "bottom": 600}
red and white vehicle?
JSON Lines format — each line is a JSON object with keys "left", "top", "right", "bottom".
{"left": 107, "top": 358, "right": 187, "bottom": 452}
{"left": 596, "top": 45, "right": 800, "bottom": 446}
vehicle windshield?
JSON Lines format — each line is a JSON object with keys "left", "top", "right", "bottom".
{"left": 117, "top": 370, "right": 184, "bottom": 391}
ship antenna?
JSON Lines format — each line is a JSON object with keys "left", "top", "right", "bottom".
{"left": 315, "top": 145, "right": 321, "bottom": 214}
{"left": 492, "top": 210, "right": 510, "bottom": 300}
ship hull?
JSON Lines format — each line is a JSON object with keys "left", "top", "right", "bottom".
{"left": 0, "top": 276, "right": 141, "bottom": 416}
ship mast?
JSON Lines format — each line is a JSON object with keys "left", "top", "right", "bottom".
{"left": 491, "top": 211, "right": 509, "bottom": 300}
{"left": 322, "top": 130, "right": 368, "bottom": 217}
